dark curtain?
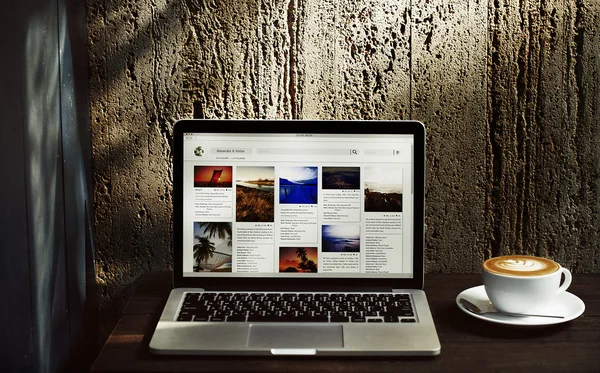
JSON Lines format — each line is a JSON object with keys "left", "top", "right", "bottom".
{"left": 0, "top": 0, "right": 97, "bottom": 371}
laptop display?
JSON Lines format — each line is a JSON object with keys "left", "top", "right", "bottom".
{"left": 173, "top": 120, "right": 424, "bottom": 285}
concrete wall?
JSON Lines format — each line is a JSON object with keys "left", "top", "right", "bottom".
{"left": 87, "top": 0, "right": 600, "bottom": 341}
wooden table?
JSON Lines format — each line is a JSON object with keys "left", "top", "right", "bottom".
{"left": 91, "top": 272, "right": 600, "bottom": 372}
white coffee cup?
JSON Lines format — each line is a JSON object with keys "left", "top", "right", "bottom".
{"left": 482, "top": 255, "right": 572, "bottom": 314}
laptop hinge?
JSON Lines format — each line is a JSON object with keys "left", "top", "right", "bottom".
{"left": 392, "top": 289, "right": 405, "bottom": 293}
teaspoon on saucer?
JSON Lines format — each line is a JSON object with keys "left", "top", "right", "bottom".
{"left": 459, "top": 298, "right": 564, "bottom": 319}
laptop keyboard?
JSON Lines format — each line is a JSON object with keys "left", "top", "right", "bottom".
{"left": 176, "top": 292, "right": 416, "bottom": 323}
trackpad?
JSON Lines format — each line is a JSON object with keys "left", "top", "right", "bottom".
{"left": 247, "top": 324, "right": 344, "bottom": 349}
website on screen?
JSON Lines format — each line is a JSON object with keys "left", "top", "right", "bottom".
{"left": 182, "top": 133, "right": 414, "bottom": 278}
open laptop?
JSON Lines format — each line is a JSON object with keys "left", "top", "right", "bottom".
{"left": 149, "top": 119, "right": 440, "bottom": 356}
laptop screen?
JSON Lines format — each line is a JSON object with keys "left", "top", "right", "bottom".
{"left": 175, "top": 120, "right": 424, "bottom": 283}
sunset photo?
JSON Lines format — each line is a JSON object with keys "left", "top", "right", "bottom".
{"left": 279, "top": 247, "right": 318, "bottom": 273}
{"left": 194, "top": 166, "right": 233, "bottom": 188}
{"left": 236, "top": 166, "right": 275, "bottom": 222}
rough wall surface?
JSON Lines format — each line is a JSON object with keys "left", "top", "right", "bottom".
{"left": 87, "top": 0, "right": 600, "bottom": 342}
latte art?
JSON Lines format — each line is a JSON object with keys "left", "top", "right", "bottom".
{"left": 483, "top": 255, "right": 559, "bottom": 276}
{"left": 496, "top": 258, "right": 545, "bottom": 271}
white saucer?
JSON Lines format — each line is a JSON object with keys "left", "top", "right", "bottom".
{"left": 456, "top": 285, "right": 585, "bottom": 326}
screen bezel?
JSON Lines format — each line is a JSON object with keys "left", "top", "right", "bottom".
{"left": 172, "top": 119, "right": 425, "bottom": 291}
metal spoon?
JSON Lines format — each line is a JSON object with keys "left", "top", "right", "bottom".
{"left": 459, "top": 298, "right": 564, "bottom": 319}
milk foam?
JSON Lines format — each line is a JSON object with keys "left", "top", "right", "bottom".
{"left": 483, "top": 255, "right": 559, "bottom": 276}
{"left": 496, "top": 258, "right": 546, "bottom": 272}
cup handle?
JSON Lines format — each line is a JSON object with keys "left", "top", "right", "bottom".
{"left": 557, "top": 267, "right": 572, "bottom": 295}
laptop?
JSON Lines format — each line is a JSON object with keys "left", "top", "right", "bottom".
{"left": 149, "top": 119, "right": 441, "bottom": 356}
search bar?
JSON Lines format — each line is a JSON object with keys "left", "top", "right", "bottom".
{"left": 256, "top": 148, "right": 355, "bottom": 155}
{"left": 364, "top": 149, "right": 395, "bottom": 156}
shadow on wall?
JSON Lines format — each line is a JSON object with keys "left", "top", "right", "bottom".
{"left": 87, "top": 0, "right": 182, "bottom": 345}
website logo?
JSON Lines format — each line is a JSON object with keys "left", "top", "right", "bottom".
{"left": 194, "top": 146, "right": 204, "bottom": 157}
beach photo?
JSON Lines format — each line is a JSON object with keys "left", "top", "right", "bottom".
{"left": 194, "top": 166, "right": 233, "bottom": 188}
{"left": 236, "top": 166, "right": 275, "bottom": 222}
{"left": 193, "top": 222, "right": 232, "bottom": 272}
{"left": 279, "top": 166, "right": 318, "bottom": 204}
{"left": 364, "top": 166, "right": 403, "bottom": 212}
{"left": 322, "top": 225, "right": 361, "bottom": 252}
{"left": 278, "top": 247, "right": 318, "bottom": 273}
{"left": 322, "top": 167, "right": 360, "bottom": 189}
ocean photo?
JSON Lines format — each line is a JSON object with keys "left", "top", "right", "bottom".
{"left": 322, "top": 225, "right": 361, "bottom": 253}
{"left": 364, "top": 166, "right": 403, "bottom": 212}
{"left": 279, "top": 166, "right": 318, "bottom": 204}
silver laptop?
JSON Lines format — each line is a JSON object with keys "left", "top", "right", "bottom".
{"left": 149, "top": 119, "right": 440, "bottom": 356}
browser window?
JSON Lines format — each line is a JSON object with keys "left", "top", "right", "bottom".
{"left": 182, "top": 133, "right": 414, "bottom": 278}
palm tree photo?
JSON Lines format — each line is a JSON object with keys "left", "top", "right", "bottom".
{"left": 193, "top": 236, "right": 216, "bottom": 271}
{"left": 196, "top": 222, "right": 232, "bottom": 246}
{"left": 295, "top": 247, "right": 308, "bottom": 262}
{"left": 192, "top": 222, "right": 233, "bottom": 272}
{"left": 278, "top": 247, "right": 318, "bottom": 273}
{"left": 295, "top": 248, "right": 317, "bottom": 273}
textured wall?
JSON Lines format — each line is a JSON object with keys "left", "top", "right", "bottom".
{"left": 87, "top": 0, "right": 600, "bottom": 341}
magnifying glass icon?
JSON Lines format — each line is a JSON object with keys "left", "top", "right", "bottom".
{"left": 351, "top": 149, "right": 358, "bottom": 155}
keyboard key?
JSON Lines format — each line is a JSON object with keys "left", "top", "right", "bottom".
{"left": 330, "top": 315, "right": 349, "bottom": 322}
{"left": 226, "top": 315, "right": 246, "bottom": 322}
{"left": 202, "top": 293, "right": 216, "bottom": 300}
{"left": 382, "top": 307, "right": 414, "bottom": 317}
{"left": 247, "top": 314, "right": 267, "bottom": 322}
{"left": 348, "top": 312, "right": 364, "bottom": 319}
{"left": 184, "top": 293, "right": 200, "bottom": 302}
{"left": 314, "top": 294, "right": 329, "bottom": 301}
{"left": 296, "top": 315, "right": 329, "bottom": 322}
